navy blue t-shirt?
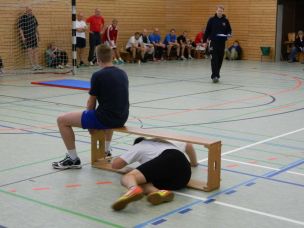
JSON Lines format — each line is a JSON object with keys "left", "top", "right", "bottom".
{"left": 89, "top": 66, "right": 129, "bottom": 127}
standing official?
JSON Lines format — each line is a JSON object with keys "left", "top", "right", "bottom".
{"left": 18, "top": 6, "right": 43, "bottom": 71}
{"left": 203, "top": 5, "right": 232, "bottom": 83}
{"left": 86, "top": 9, "right": 105, "bottom": 65}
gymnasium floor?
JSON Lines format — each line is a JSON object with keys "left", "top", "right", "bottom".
{"left": 0, "top": 59, "right": 303, "bottom": 228}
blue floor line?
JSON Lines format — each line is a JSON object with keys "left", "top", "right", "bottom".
{"left": 134, "top": 200, "right": 202, "bottom": 228}
{"left": 199, "top": 164, "right": 304, "bottom": 188}
{"left": 135, "top": 158, "right": 304, "bottom": 227}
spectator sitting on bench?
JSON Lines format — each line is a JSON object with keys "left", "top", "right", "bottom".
{"left": 111, "top": 137, "right": 198, "bottom": 211}
{"left": 149, "top": 28, "right": 166, "bottom": 60}
{"left": 141, "top": 29, "right": 155, "bottom": 61}
{"left": 45, "top": 43, "right": 68, "bottom": 69}
{"left": 163, "top": 28, "right": 180, "bottom": 60}
{"left": 288, "top": 30, "right": 304, "bottom": 63}
{"left": 225, "top": 40, "right": 242, "bottom": 60}
{"left": 126, "top": 32, "right": 145, "bottom": 63}
{"left": 194, "top": 29, "right": 205, "bottom": 51}
{"left": 177, "top": 31, "right": 193, "bottom": 60}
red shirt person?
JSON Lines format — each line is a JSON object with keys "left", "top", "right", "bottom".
{"left": 194, "top": 31, "right": 204, "bottom": 45}
{"left": 86, "top": 8, "right": 105, "bottom": 64}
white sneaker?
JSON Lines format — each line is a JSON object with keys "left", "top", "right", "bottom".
{"left": 35, "top": 65, "right": 43, "bottom": 70}
{"left": 89, "top": 61, "right": 94, "bottom": 66}
{"left": 188, "top": 55, "right": 193, "bottom": 59}
{"left": 181, "top": 56, "right": 186, "bottom": 60}
{"left": 56, "top": 65, "right": 64, "bottom": 69}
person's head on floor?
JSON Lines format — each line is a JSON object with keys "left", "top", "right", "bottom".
{"left": 133, "top": 137, "right": 146, "bottom": 145}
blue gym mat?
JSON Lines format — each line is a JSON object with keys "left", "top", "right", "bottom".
{"left": 31, "top": 79, "right": 90, "bottom": 90}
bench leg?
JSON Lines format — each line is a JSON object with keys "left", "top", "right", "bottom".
{"left": 91, "top": 131, "right": 128, "bottom": 172}
{"left": 91, "top": 131, "right": 106, "bottom": 164}
{"left": 187, "top": 142, "right": 221, "bottom": 192}
{"left": 205, "top": 141, "right": 221, "bottom": 191}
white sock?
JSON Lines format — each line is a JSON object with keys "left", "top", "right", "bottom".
{"left": 105, "top": 141, "right": 111, "bottom": 152}
{"left": 67, "top": 149, "right": 78, "bottom": 160}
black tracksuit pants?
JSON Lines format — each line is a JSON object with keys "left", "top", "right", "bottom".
{"left": 210, "top": 40, "right": 226, "bottom": 79}
{"left": 88, "top": 32, "right": 101, "bottom": 63}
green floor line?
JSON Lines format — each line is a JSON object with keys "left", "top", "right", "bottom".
{"left": 0, "top": 149, "right": 89, "bottom": 173}
{"left": 0, "top": 189, "right": 125, "bottom": 228}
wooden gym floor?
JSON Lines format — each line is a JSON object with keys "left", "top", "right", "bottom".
{"left": 0, "top": 59, "right": 303, "bottom": 228}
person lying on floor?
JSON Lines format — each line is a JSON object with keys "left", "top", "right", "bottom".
{"left": 111, "top": 137, "right": 198, "bottom": 211}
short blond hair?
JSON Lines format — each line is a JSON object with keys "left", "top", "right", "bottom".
{"left": 96, "top": 44, "right": 112, "bottom": 63}
{"left": 217, "top": 5, "right": 224, "bottom": 10}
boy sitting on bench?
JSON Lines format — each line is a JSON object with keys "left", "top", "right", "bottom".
{"left": 52, "top": 44, "right": 129, "bottom": 170}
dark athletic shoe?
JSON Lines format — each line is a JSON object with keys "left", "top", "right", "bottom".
{"left": 212, "top": 77, "right": 219, "bottom": 83}
{"left": 52, "top": 154, "right": 82, "bottom": 170}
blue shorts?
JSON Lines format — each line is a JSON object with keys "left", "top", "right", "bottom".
{"left": 81, "top": 110, "right": 108, "bottom": 129}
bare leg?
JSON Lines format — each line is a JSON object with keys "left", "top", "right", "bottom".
{"left": 132, "top": 47, "right": 136, "bottom": 59}
{"left": 57, "top": 111, "right": 83, "bottom": 150}
{"left": 167, "top": 45, "right": 172, "bottom": 57}
{"left": 77, "top": 48, "right": 85, "bottom": 63}
{"left": 121, "top": 169, "right": 147, "bottom": 189}
{"left": 27, "top": 48, "right": 34, "bottom": 66}
{"left": 104, "top": 129, "right": 113, "bottom": 142}
{"left": 176, "top": 44, "right": 180, "bottom": 56}
{"left": 33, "top": 48, "right": 39, "bottom": 66}
{"left": 181, "top": 44, "right": 185, "bottom": 57}
{"left": 140, "top": 183, "right": 159, "bottom": 195}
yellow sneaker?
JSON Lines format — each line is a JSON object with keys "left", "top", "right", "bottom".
{"left": 147, "top": 190, "right": 174, "bottom": 205}
{"left": 112, "top": 186, "right": 144, "bottom": 211}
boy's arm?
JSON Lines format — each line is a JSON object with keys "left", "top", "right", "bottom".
{"left": 185, "top": 143, "right": 198, "bottom": 167}
{"left": 86, "top": 95, "right": 96, "bottom": 110}
{"left": 112, "top": 157, "right": 128, "bottom": 169}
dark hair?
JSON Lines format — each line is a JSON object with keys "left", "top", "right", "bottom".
{"left": 133, "top": 137, "right": 146, "bottom": 145}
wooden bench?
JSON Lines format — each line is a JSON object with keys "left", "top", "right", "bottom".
{"left": 191, "top": 49, "right": 205, "bottom": 59}
{"left": 91, "top": 126, "right": 222, "bottom": 192}
{"left": 297, "top": 52, "right": 304, "bottom": 63}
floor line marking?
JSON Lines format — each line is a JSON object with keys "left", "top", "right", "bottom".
{"left": 175, "top": 192, "right": 304, "bottom": 226}
{"left": 0, "top": 189, "right": 124, "bottom": 228}
{"left": 198, "top": 127, "right": 304, "bottom": 163}
{"left": 136, "top": 158, "right": 304, "bottom": 227}
{"left": 222, "top": 158, "right": 304, "bottom": 176}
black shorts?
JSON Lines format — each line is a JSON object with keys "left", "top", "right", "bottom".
{"left": 126, "top": 47, "right": 132, "bottom": 53}
{"left": 76, "top": 37, "right": 86, "bottom": 48}
{"left": 24, "top": 35, "right": 38, "bottom": 49}
{"left": 137, "top": 149, "right": 191, "bottom": 190}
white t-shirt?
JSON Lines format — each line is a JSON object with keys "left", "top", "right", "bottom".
{"left": 125, "top": 36, "right": 143, "bottom": 49}
{"left": 76, "top": 20, "right": 87, "bottom": 39}
{"left": 120, "top": 140, "right": 187, "bottom": 165}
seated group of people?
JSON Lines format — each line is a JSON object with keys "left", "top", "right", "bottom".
{"left": 126, "top": 28, "right": 242, "bottom": 63}
{"left": 288, "top": 30, "right": 304, "bottom": 63}
{"left": 126, "top": 28, "right": 195, "bottom": 63}
{"left": 44, "top": 26, "right": 243, "bottom": 68}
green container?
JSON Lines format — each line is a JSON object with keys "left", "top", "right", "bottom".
{"left": 260, "top": 47, "right": 270, "bottom": 56}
